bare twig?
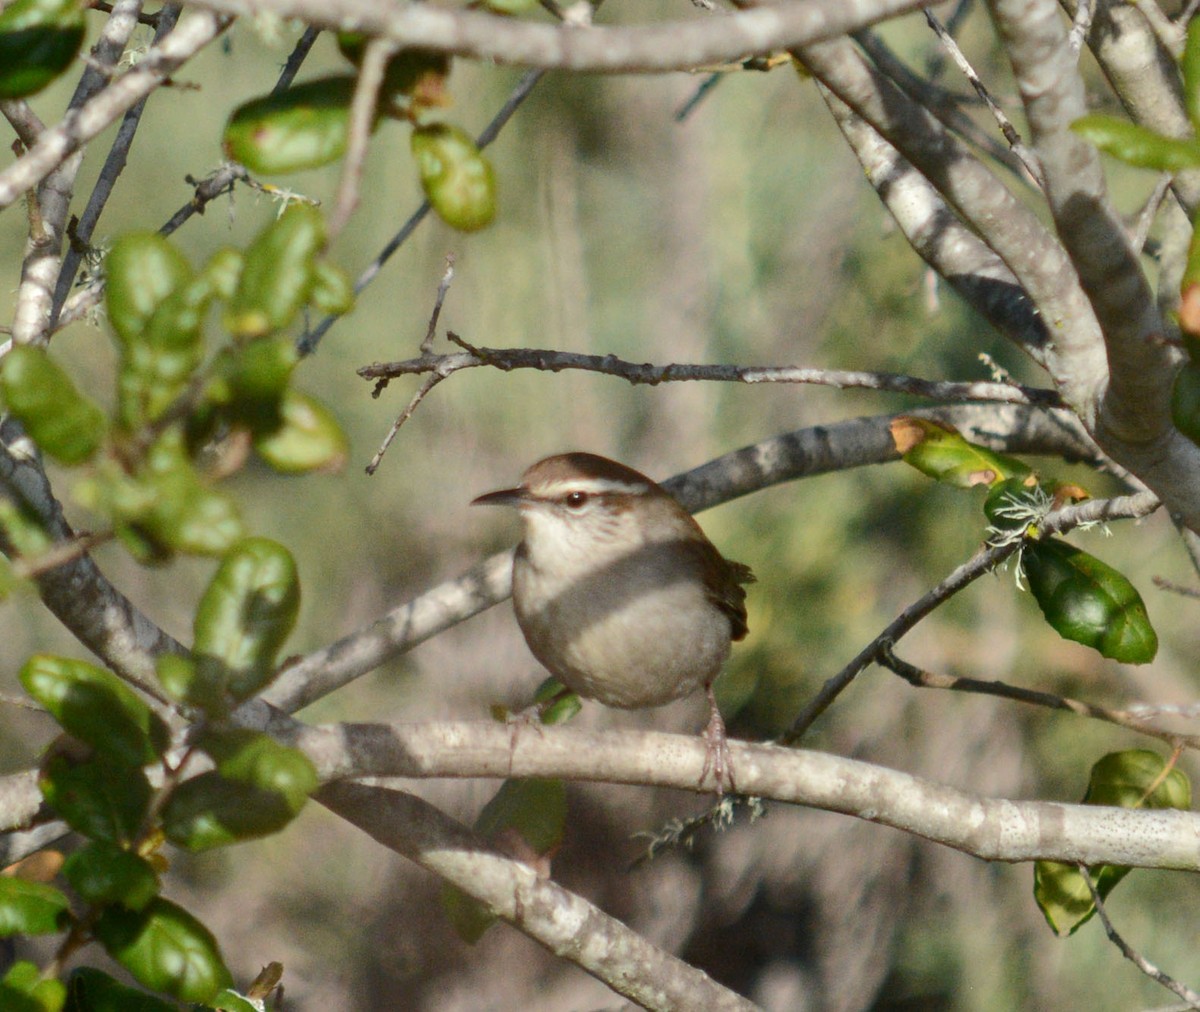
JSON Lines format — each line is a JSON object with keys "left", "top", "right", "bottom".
{"left": 361, "top": 335, "right": 1064, "bottom": 407}
{"left": 364, "top": 373, "right": 446, "bottom": 475}
{"left": 421, "top": 253, "right": 456, "bottom": 354}
{"left": 1080, "top": 865, "right": 1200, "bottom": 1007}
{"left": 783, "top": 491, "right": 1161, "bottom": 741}
{"left": 1067, "top": 0, "right": 1096, "bottom": 54}
{"left": 272, "top": 25, "right": 321, "bottom": 95}
{"left": 878, "top": 647, "right": 1200, "bottom": 749}
{"left": 923, "top": 7, "right": 1043, "bottom": 185}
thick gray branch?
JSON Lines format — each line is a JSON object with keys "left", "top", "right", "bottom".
{"left": 183, "top": 0, "right": 924, "bottom": 73}
{"left": 320, "top": 782, "right": 760, "bottom": 1012}
{"left": 302, "top": 723, "right": 1200, "bottom": 871}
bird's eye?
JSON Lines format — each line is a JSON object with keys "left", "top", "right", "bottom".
{"left": 565, "top": 491, "right": 589, "bottom": 509}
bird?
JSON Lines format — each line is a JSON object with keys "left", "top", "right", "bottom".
{"left": 472, "top": 451, "right": 753, "bottom": 792}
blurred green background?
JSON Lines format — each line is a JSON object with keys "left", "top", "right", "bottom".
{"left": 4, "top": 5, "right": 1200, "bottom": 1008}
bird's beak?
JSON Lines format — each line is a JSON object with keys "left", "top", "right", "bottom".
{"left": 471, "top": 486, "right": 526, "bottom": 507}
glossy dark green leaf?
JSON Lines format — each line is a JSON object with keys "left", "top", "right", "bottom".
{"left": 155, "top": 653, "right": 224, "bottom": 718}
{"left": 1023, "top": 537, "right": 1158, "bottom": 663}
{"left": 20, "top": 654, "right": 169, "bottom": 764}
{"left": 65, "top": 967, "right": 176, "bottom": 1012}
{"left": 337, "top": 35, "right": 450, "bottom": 100}
{"left": 161, "top": 766, "right": 312, "bottom": 851}
{"left": 1035, "top": 751, "right": 1189, "bottom": 935}
{"left": 1172, "top": 361, "right": 1200, "bottom": 446}
{"left": 193, "top": 537, "right": 300, "bottom": 703}
{"left": 62, "top": 840, "right": 159, "bottom": 911}
{"left": 226, "top": 205, "right": 325, "bottom": 338}
{"left": 1071, "top": 114, "right": 1200, "bottom": 171}
{"left": 891, "top": 416, "right": 1031, "bottom": 488}
{"left": 411, "top": 124, "right": 497, "bottom": 232}
{"left": 0, "top": 876, "right": 70, "bottom": 936}
{"left": 0, "top": 0, "right": 85, "bottom": 99}
{"left": 1, "top": 346, "right": 106, "bottom": 464}
{"left": 223, "top": 76, "right": 357, "bottom": 174}
{"left": 94, "top": 898, "right": 232, "bottom": 1003}
{"left": 440, "top": 880, "right": 496, "bottom": 945}
{"left": 1, "top": 960, "right": 66, "bottom": 1012}
{"left": 39, "top": 753, "right": 152, "bottom": 844}
{"left": 253, "top": 390, "right": 348, "bottom": 474}
{"left": 530, "top": 676, "right": 581, "bottom": 726}
{"left": 202, "top": 728, "right": 317, "bottom": 812}
{"left": 104, "top": 234, "right": 192, "bottom": 347}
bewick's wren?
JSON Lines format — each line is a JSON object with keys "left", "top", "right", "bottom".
{"left": 473, "top": 452, "right": 754, "bottom": 791}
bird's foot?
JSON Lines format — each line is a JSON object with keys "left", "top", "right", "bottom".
{"left": 700, "top": 685, "right": 736, "bottom": 796}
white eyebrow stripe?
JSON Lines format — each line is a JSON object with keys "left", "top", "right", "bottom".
{"left": 539, "top": 478, "right": 650, "bottom": 497}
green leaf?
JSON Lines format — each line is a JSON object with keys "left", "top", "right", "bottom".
{"left": 411, "top": 124, "right": 497, "bottom": 232}
{"left": 202, "top": 728, "right": 318, "bottom": 812}
{"left": 442, "top": 778, "right": 566, "bottom": 943}
{"left": 20, "top": 654, "right": 169, "bottom": 764}
{"left": 475, "top": 778, "right": 566, "bottom": 856}
{"left": 1184, "top": 17, "right": 1200, "bottom": 130}
{"left": 94, "top": 898, "right": 232, "bottom": 1003}
{"left": 104, "top": 234, "right": 193, "bottom": 348}
{"left": 161, "top": 732, "right": 317, "bottom": 851}
{"left": 1, "top": 960, "right": 66, "bottom": 1012}
{"left": 253, "top": 390, "right": 348, "bottom": 474}
{"left": 209, "top": 989, "right": 260, "bottom": 1012}
{"left": 337, "top": 35, "right": 450, "bottom": 100}
{"left": 226, "top": 205, "right": 326, "bottom": 338}
{"left": 0, "top": 494, "right": 53, "bottom": 558}
{"left": 0, "top": 0, "right": 85, "bottom": 99}
{"left": 193, "top": 537, "right": 300, "bottom": 704}
{"left": 87, "top": 433, "right": 244, "bottom": 561}
{"left": 890, "top": 416, "right": 1031, "bottom": 488}
{"left": 39, "top": 753, "right": 152, "bottom": 844}
{"left": 155, "top": 653, "right": 224, "bottom": 717}
{"left": 1071, "top": 114, "right": 1200, "bottom": 172}
{"left": 1, "top": 346, "right": 106, "bottom": 464}
{"left": 209, "top": 336, "right": 298, "bottom": 434}
{"left": 62, "top": 840, "right": 159, "bottom": 911}
{"left": 1035, "top": 751, "right": 1189, "bottom": 935}
{"left": 1172, "top": 360, "right": 1200, "bottom": 446}
{"left": 0, "top": 876, "right": 71, "bottom": 936}
{"left": 65, "top": 967, "right": 176, "bottom": 1012}
{"left": 1022, "top": 537, "right": 1158, "bottom": 663}
{"left": 223, "top": 76, "right": 358, "bottom": 174}
{"left": 309, "top": 259, "right": 354, "bottom": 317}
{"left": 203, "top": 247, "right": 244, "bottom": 301}
{"left": 530, "top": 676, "right": 581, "bottom": 726}
{"left": 483, "top": 0, "right": 537, "bottom": 11}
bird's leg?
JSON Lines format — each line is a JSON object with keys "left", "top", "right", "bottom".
{"left": 700, "top": 684, "right": 735, "bottom": 796}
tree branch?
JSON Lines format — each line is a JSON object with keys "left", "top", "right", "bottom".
{"left": 319, "top": 782, "right": 760, "bottom": 1012}
{"left": 292, "top": 722, "right": 1200, "bottom": 870}
{"left": 182, "top": 0, "right": 927, "bottom": 74}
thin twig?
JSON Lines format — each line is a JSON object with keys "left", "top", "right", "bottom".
{"left": 421, "top": 253, "right": 456, "bottom": 354}
{"left": 360, "top": 335, "right": 1064, "bottom": 406}
{"left": 1130, "top": 174, "right": 1172, "bottom": 256}
{"left": 782, "top": 491, "right": 1161, "bottom": 742}
{"left": 923, "top": 7, "right": 1044, "bottom": 186}
{"left": 1080, "top": 865, "right": 1200, "bottom": 1007}
{"left": 272, "top": 25, "right": 320, "bottom": 95}
{"left": 1152, "top": 575, "right": 1200, "bottom": 599}
{"left": 10, "top": 530, "right": 115, "bottom": 580}
{"left": 878, "top": 647, "right": 1200, "bottom": 749}
{"left": 297, "top": 68, "right": 546, "bottom": 355}
{"left": 365, "top": 373, "right": 446, "bottom": 475}
{"left": 327, "top": 37, "right": 395, "bottom": 240}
